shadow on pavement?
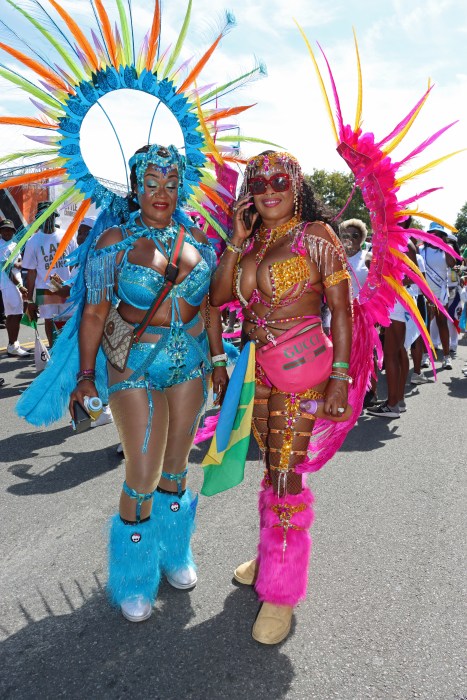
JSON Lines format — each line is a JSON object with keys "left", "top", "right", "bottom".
{"left": 444, "top": 375, "right": 467, "bottom": 399}
{"left": 3, "top": 426, "right": 121, "bottom": 495}
{"left": 0, "top": 382, "right": 31, "bottom": 400}
{"left": 0, "top": 425, "right": 74, "bottom": 461}
{"left": 1, "top": 579, "right": 294, "bottom": 700}
{"left": 7, "top": 448, "right": 121, "bottom": 496}
{"left": 0, "top": 356, "right": 38, "bottom": 400}
{"left": 339, "top": 414, "right": 400, "bottom": 453}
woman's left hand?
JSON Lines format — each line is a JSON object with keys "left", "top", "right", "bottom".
{"left": 212, "top": 366, "right": 229, "bottom": 406}
{"left": 323, "top": 378, "right": 349, "bottom": 418}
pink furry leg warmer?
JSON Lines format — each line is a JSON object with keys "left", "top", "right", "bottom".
{"left": 255, "top": 485, "right": 314, "bottom": 606}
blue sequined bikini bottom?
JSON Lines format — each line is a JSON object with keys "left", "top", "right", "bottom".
{"left": 108, "top": 315, "right": 211, "bottom": 452}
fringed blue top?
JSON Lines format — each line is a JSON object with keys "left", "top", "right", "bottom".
{"left": 84, "top": 216, "right": 217, "bottom": 308}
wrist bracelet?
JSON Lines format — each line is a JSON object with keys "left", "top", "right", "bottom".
{"left": 212, "top": 353, "right": 228, "bottom": 363}
{"left": 329, "top": 374, "right": 353, "bottom": 384}
{"left": 77, "top": 376, "right": 96, "bottom": 384}
{"left": 76, "top": 369, "right": 96, "bottom": 383}
{"left": 332, "top": 361, "right": 349, "bottom": 369}
{"left": 213, "top": 361, "right": 227, "bottom": 367}
{"left": 226, "top": 242, "right": 243, "bottom": 255}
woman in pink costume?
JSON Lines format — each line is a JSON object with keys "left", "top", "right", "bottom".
{"left": 210, "top": 151, "right": 353, "bottom": 644}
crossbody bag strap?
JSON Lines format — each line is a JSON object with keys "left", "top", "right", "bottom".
{"left": 133, "top": 226, "right": 186, "bottom": 342}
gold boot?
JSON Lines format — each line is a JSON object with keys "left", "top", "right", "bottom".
{"left": 233, "top": 558, "right": 258, "bottom": 585}
{"left": 252, "top": 603, "right": 293, "bottom": 645}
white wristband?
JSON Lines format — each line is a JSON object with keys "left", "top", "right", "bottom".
{"left": 211, "top": 353, "right": 228, "bottom": 363}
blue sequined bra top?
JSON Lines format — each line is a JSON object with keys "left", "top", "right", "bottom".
{"left": 84, "top": 220, "right": 217, "bottom": 308}
{"left": 117, "top": 252, "right": 212, "bottom": 309}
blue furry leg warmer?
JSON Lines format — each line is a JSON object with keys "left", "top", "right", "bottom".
{"left": 107, "top": 514, "right": 160, "bottom": 607}
{"left": 152, "top": 490, "right": 198, "bottom": 576}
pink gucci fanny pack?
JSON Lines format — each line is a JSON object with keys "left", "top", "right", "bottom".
{"left": 256, "top": 317, "right": 333, "bottom": 393}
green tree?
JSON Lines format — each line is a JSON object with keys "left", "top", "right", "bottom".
{"left": 305, "top": 169, "right": 371, "bottom": 227}
{"left": 454, "top": 201, "right": 467, "bottom": 248}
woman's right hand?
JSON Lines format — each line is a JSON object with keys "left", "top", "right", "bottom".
{"left": 231, "top": 194, "right": 259, "bottom": 244}
{"left": 69, "top": 380, "right": 98, "bottom": 420}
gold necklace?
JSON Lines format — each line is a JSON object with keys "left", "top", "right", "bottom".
{"left": 255, "top": 214, "right": 301, "bottom": 265}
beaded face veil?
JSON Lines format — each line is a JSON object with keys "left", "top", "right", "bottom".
{"left": 239, "top": 152, "right": 305, "bottom": 218}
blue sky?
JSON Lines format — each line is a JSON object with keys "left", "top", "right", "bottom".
{"left": 0, "top": 0, "right": 466, "bottom": 224}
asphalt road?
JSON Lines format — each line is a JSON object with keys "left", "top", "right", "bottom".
{"left": 1, "top": 322, "right": 466, "bottom": 700}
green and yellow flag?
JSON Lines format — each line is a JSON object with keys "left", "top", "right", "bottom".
{"left": 201, "top": 342, "right": 255, "bottom": 496}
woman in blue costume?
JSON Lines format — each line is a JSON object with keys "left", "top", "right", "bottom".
{"left": 69, "top": 143, "right": 228, "bottom": 622}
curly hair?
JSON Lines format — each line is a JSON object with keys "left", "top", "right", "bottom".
{"left": 301, "top": 180, "right": 335, "bottom": 227}
{"left": 339, "top": 218, "right": 368, "bottom": 241}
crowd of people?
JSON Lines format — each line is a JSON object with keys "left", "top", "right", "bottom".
{"left": 338, "top": 216, "right": 467, "bottom": 418}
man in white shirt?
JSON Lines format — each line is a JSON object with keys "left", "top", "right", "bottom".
{"left": 0, "top": 219, "right": 30, "bottom": 357}
{"left": 23, "top": 202, "right": 77, "bottom": 347}
{"left": 338, "top": 218, "right": 371, "bottom": 299}
{"left": 339, "top": 218, "right": 377, "bottom": 407}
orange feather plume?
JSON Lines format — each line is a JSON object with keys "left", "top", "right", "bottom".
{"left": 223, "top": 155, "right": 248, "bottom": 165}
{"left": 145, "top": 0, "right": 161, "bottom": 71}
{"left": 177, "top": 33, "right": 223, "bottom": 95}
{"left": 0, "top": 117, "right": 58, "bottom": 129}
{"left": 0, "top": 167, "right": 67, "bottom": 189}
{"left": 93, "top": 0, "right": 118, "bottom": 68}
{"left": 204, "top": 105, "right": 255, "bottom": 123}
{"left": 0, "top": 42, "right": 73, "bottom": 94}
{"left": 47, "top": 0, "right": 99, "bottom": 72}
{"left": 199, "top": 183, "right": 231, "bottom": 216}
{"left": 46, "top": 198, "right": 92, "bottom": 277}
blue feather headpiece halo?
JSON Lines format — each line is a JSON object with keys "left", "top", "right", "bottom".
{"left": 0, "top": 0, "right": 271, "bottom": 270}
{"left": 58, "top": 66, "right": 201, "bottom": 214}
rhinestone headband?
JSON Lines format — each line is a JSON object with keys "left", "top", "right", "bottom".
{"left": 239, "top": 151, "right": 304, "bottom": 199}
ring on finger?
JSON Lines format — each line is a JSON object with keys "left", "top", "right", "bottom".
{"left": 337, "top": 407, "right": 345, "bottom": 414}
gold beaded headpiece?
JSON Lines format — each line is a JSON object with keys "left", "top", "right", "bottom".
{"left": 239, "top": 151, "right": 305, "bottom": 216}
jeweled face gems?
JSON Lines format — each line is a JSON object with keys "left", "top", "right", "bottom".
{"left": 129, "top": 144, "right": 186, "bottom": 199}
